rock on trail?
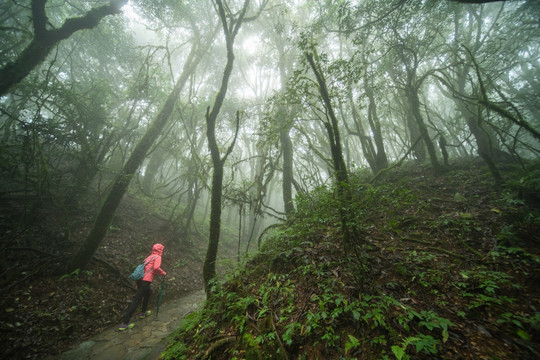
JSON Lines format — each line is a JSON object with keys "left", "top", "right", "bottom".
{"left": 50, "top": 290, "right": 206, "bottom": 360}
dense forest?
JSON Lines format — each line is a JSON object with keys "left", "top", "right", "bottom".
{"left": 1, "top": 0, "right": 539, "bottom": 359}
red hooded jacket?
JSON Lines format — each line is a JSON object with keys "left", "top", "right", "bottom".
{"left": 142, "top": 243, "right": 166, "bottom": 282}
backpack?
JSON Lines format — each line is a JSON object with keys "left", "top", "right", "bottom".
{"left": 128, "top": 255, "right": 158, "bottom": 281}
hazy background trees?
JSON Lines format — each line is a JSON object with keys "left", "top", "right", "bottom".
{"left": 1, "top": 0, "right": 539, "bottom": 279}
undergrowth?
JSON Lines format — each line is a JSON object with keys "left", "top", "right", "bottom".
{"left": 162, "top": 160, "right": 540, "bottom": 360}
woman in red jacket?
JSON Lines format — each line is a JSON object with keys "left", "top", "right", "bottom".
{"left": 119, "top": 243, "right": 167, "bottom": 330}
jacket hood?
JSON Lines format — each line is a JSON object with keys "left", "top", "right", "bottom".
{"left": 151, "top": 243, "right": 164, "bottom": 255}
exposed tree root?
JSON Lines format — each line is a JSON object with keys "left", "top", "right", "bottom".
{"left": 198, "top": 336, "right": 238, "bottom": 360}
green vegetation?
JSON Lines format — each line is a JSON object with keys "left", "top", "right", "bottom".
{"left": 162, "top": 161, "right": 540, "bottom": 360}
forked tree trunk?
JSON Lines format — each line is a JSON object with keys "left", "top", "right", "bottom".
{"left": 347, "top": 88, "right": 378, "bottom": 173}
{"left": 364, "top": 82, "right": 389, "bottom": 171}
{"left": 407, "top": 86, "right": 442, "bottom": 172}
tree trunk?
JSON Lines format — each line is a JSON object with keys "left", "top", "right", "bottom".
{"left": 142, "top": 148, "right": 166, "bottom": 193}
{"left": 276, "top": 41, "right": 295, "bottom": 217}
{"left": 408, "top": 86, "right": 442, "bottom": 172}
{"left": 346, "top": 88, "right": 377, "bottom": 173}
{"left": 305, "top": 52, "right": 348, "bottom": 184}
{"left": 180, "top": 175, "right": 201, "bottom": 236}
{"left": 68, "top": 36, "right": 208, "bottom": 272}
{"left": 466, "top": 113, "right": 503, "bottom": 184}
{"left": 203, "top": 105, "right": 240, "bottom": 293}
{"left": 280, "top": 127, "right": 294, "bottom": 215}
{"left": 364, "top": 82, "right": 389, "bottom": 171}
{"left": 454, "top": 60, "right": 503, "bottom": 184}
{"left": 203, "top": 149, "right": 225, "bottom": 290}
{"left": 203, "top": 0, "right": 249, "bottom": 295}
{"left": 305, "top": 49, "right": 359, "bottom": 257}
{"left": 404, "top": 98, "right": 425, "bottom": 161}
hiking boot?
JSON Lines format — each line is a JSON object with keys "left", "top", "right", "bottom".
{"left": 118, "top": 323, "right": 135, "bottom": 331}
{"left": 138, "top": 310, "right": 151, "bottom": 319}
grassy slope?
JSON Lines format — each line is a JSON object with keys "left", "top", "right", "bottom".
{"left": 163, "top": 158, "right": 540, "bottom": 360}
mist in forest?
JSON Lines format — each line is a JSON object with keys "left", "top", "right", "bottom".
{"left": 1, "top": 0, "right": 539, "bottom": 267}
{"left": 2, "top": 1, "right": 540, "bottom": 359}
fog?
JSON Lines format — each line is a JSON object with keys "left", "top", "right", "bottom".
{"left": 1, "top": 0, "right": 539, "bottom": 257}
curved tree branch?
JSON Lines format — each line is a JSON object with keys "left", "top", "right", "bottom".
{"left": 0, "top": 0, "right": 128, "bottom": 96}
{"left": 462, "top": 44, "right": 540, "bottom": 143}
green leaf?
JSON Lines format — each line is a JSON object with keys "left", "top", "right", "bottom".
{"left": 516, "top": 329, "right": 531, "bottom": 340}
{"left": 345, "top": 334, "right": 361, "bottom": 354}
{"left": 391, "top": 345, "right": 406, "bottom": 360}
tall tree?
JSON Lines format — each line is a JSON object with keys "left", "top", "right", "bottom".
{"left": 203, "top": 0, "right": 250, "bottom": 295}
{"left": 69, "top": 30, "right": 213, "bottom": 271}
{"left": 389, "top": 26, "right": 443, "bottom": 172}
{"left": 272, "top": 12, "right": 297, "bottom": 217}
{"left": 304, "top": 44, "right": 360, "bottom": 258}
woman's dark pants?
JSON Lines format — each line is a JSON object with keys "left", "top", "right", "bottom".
{"left": 122, "top": 280, "right": 152, "bottom": 324}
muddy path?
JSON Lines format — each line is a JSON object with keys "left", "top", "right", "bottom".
{"left": 49, "top": 290, "right": 206, "bottom": 360}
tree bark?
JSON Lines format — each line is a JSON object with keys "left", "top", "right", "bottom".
{"left": 466, "top": 112, "right": 503, "bottom": 184}
{"left": 305, "top": 51, "right": 348, "bottom": 185}
{"left": 276, "top": 40, "right": 295, "bottom": 217}
{"left": 142, "top": 148, "right": 167, "bottom": 193}
{"left": 346, "top": 87, "right": 378, "bottom": 173}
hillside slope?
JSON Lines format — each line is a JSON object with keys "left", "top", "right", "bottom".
{"left": 163, "top": 159, "right": 540, "bottom": 360}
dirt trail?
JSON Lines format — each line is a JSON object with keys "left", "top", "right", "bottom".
{"left": 48, "top": 290, "right": 206, "bottom": 360}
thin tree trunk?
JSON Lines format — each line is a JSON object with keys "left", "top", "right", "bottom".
{"left": 142, "top": 148, "right": 166, "bottom": 193}
{"left": 276, "top": 42, "right": 295, "bottom": 217}
{"left": 305, "top": 48, "right": 359, "bottom": 258}
{"left": 203, "top": 0, "right": 250, "bottom": 295}
{"left": 280, "top": 127, "right": 294, "bottom": 215}
{"left": 346, "top": 88, "right": 377, "bottom": 173}
{"left": 204, "top": 108, "right": 240, "bottom": 294}
{"left": 305, "top": 51, "right": 348, "bottom": 184}
{"left": 364, "top": 81, "right": 389, "bottom": 171}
